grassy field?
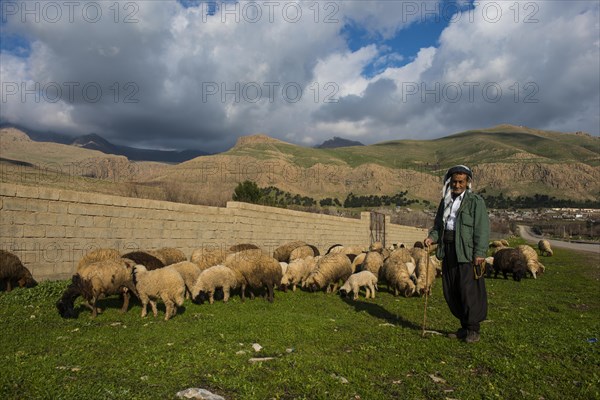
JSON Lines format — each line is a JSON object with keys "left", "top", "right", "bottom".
{"left": 1, "top": 240, "right": 598, "bottom": 400}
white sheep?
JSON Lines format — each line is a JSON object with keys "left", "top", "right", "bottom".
{"left": 304, "top": 253, "right": 352, "bottom": 294}
{"left": 516, "top": 245, "right": 546, "bottom": 278}
{"left": 168, "top": 261, "right": 202, "bottom": 299}
{"left": 191, "top": 264, "right": 239, "bottom": 304}
{"left": 57, "top": 258, "right": 137, "bottom": 318}
{"left": 339, "top": 271, "right": 378, "bottom": 300}
{"left": 133, "top": 265, "right": 185, "bottom": 320}
{"left": 281, "top": 256, "right": 319, "bottom": 291}
{"left": 538, "top": 239, "right": 553, "bottom": 256}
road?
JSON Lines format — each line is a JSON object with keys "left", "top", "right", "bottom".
{"left": 517, "top": 225, "right": 600, "bottom": 255}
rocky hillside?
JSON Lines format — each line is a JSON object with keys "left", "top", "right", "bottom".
{"left": 2, "top": 125, "right": 598, "bottom": 206}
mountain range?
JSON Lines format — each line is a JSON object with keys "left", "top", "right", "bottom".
{"left": 1, "top": 124, "right": 598, "bottom": 206}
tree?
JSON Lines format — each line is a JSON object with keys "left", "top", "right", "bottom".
{"left": 232, "top": 180, "right": 262, "bottom": 204}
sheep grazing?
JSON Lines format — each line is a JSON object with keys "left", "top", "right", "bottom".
{"left": 191, "top": 264, "right": 239, "bottom": 304}
{"left": 339, "top": 271, "right": 378, "bottom": 300}
{"left": 411, "top": 248, "right": 436, "bottom": 296}
{"left": 289, "top": 245, "right": 318, "bottom": 262}
{"left": 350, "top": 252, "right": 367, "bottom": 273}
{"left": 517, "top": 245, "right": 546, "bottom": 278}
{"left": 357, "top": 251, "right": 384, "bottom": 278}
{"left": 56, "top": 258, "right": 136, "bottom": 318}
{"left": 229, "top": 243, "right": 260, "bottom": 253}
{"left": 489, "top": 240, "right": 510, "bottom": 255}
{"left": 224, "top": 249, "right": 282, "bottom": 302}
{"left": 492, "top": 248, "right": 528, "bottom": 281}
{"left": 76, "top": 248, "right": 121, "bottom": 271}
{"left": 133, "top": 265, "right": 185, "bottom": 320}
{"left": 538, "top": 239, "right": 553, "bottom": 257}
{"left": 121, "top": 251, "right": 165, "bottom": 270}
{"left": 379, "top": 248, "right": 416, "bottom": 297}
{"left": 273, "top": 241, "right": 307, "bottom": 262}
{"left": 281, "top": 257, "right": 318, "bottom": 292}
{"left": 190, "top": 247, "right": 230, "bottom": 271}
{"left": 304, "top": 253, "right": 352, "bottom": 294}
{"left": 167, "top": 261, "right": 202, "bottom": 299}
{"left": 0, "top": 250, "right": 37, "bottom": 292}
{"left": 152, "top": 247, "right": 187, "bottom": 266}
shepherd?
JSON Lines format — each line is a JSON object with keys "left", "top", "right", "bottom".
{"left": 424, "top": 165, "right": 490, "bottom": 343}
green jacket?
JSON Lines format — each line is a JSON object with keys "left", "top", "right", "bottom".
{"left": 428, "top": 190, "right": 490, "bottom": 263}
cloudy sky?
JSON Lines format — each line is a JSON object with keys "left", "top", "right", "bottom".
{"left": 1, "top": 0, "right": 599, "bottom": 153}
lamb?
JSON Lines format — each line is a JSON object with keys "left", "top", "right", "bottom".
{"left": 224, "top": 249, "right": 282, "bottom": 302}
{"left": 133, "top": 264, "right": 185, "bottom": 320}
{"left": 0, "top": 250, "right": 37, "bottom": 292}
{"left": 379, "top": 248, "right": 416, "bottom": 297}
{"left": 56, "top": 258, "right": 136, "bottom": 318}
{"left": 190, "top": 247, "right": 230, "bottom": 271}
{"left": 411, "top": 247, "right": 436, "bottom": 296}
{"left": 76, "top": 248, "right": 121, "bottom": 271}
{"left": 339, "top": 271, "right": 378, "bottom": 300}
{"left": 121, "top": 251, "right": 165, "bottom": 270}
{"left": 517, "top": 245, "right": 546, "bottom": 278}
{"left": 168, "top": 261, "right": 202, "bottom": 299}
{"left": 538, "top": 239, "right": 553, "bottom": 257}
{"left": 303, "top": 253, "right": 352, "bottom": 294}
{"left": 191, "top": 264, "right": 239, "bottom": 304}
{"left": 492, "top": 248, "right": 528, "bottom": 281}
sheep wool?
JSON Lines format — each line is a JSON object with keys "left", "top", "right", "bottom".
{"left": 516, "top": 245, "right": 546, "bottom": 278}
{"left": 133, "top": 265, "right": 185, "bottom": 320}
{"left": 492, "top": 248, "right": 528, "bottom": 281}
{"left": 76, "top": 248, "right": 121, "bottom": 272}
{"left": 56, "top": 258, "right": 136, "bottom": 318}
{"left": 273, "top": 241, "right": 307, "bottom": 262}
{"left": 190, "top": 247, "right": 231, "bottom": 271}
{"left": 350, "top": 253, "right": 367, "bottom": 273}
{"left": 224, "top": 249, "right": 282, "bottom": 302}
{"left": 359, "top": 251, "right": 384, "bottom": 278}
{"left": 152, "top": 247, "right": 187, "bottom": 266}
{"left": 0, "top": 250, "right": 37, "bottom": 292}
{"left": 167, "top": 261, "right": 202, "bottom": 299}
{"left": 411, "top": 247, "right": 436, "bottom": 296}
{"left": 289, "top": 245, "right": 317, "bottom": 261}
{"left": 281, "top": 257, "right": 315, "bottom": 291}
{"left": 191, "top": 264, "right": 239, "bottom": 304}
{"left": 538, "top": 239, "right": 554, "bottom": 257}
{"left": 339, "top": 271, "right": 378, "bottom": 300}
{"left": 380, "top": 248, "right": 416, "bottom": 297}
{"left": 229, "top": 243, "right": 260, "bottom": 253}
{"left": 121, "top": 251, "right": 165, "bottom": 270}
{"left": 304, "top": 253, "right": 352, "bottom": 294}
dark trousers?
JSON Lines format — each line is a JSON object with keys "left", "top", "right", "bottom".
{"left": 442, "top": 240, "right": 488, "bottom": 332}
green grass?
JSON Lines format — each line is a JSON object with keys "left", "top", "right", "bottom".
{"left": 1, "top": 244, "right": 599, "bottom": 400}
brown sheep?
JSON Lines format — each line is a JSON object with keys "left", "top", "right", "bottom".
{"left": 224, "top": 249, "right": 282, "bottom": 302}
{"left": 121, "top": 251, "right": 165, "bottom": 270}
{"left": 273, "top": 241, "right": 307, "bottom": 262}
{"left": 152, "top": 247, "right": 187, "bottom": 266}
{"left": 0, "top": 250, "right": 37, "bottom": 292}
{"left": 229, "top": 243, "right": 260, "bottom": 253}
{"left": 304, "top": 253, "right": 353, "bottom": 293}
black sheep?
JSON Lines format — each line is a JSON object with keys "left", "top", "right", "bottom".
{"left": 0, "top": 250, "right": 37, "bottom": 291}
{"left": 493, "top": 248, "right": 528, "bottom": 281}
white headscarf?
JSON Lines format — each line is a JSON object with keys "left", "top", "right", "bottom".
{"left": 442, "top": 165, "right": 473, "bottom": 227}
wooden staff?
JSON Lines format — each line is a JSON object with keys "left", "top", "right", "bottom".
{"left": 421, "top": 244, "right": 431, "bottom": 337}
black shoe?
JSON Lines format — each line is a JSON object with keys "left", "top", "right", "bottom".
{"left": 448, "top": 328, "right": 468, "bottom": 339}
{"left": 464, "top": 330, "right": 480, "bottom": 343}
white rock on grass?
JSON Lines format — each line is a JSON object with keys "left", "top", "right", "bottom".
{"left": 176, "top": 388, "right": 225, "bottom": 400}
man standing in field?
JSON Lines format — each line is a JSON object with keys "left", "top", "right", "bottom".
{"left": 424, "top": 165, "right": 490, "bottom": 343}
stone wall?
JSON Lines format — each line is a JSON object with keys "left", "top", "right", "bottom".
{"left": 0, "top": 183, "right": 427, "bottom": 281}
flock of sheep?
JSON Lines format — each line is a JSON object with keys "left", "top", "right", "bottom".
{"left": 0, "top": 238, "right": 553, "bottom": 321}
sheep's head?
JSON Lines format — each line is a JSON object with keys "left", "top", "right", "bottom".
{"left": 192, "top": 290, "right": 208, "bottom": 305}
{"left": 18, "top": 270, "right": 37, "bottom": 288}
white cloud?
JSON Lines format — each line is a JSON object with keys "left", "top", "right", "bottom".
{"left": 0, "top": 0, "right": 598, "bottom": 152}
